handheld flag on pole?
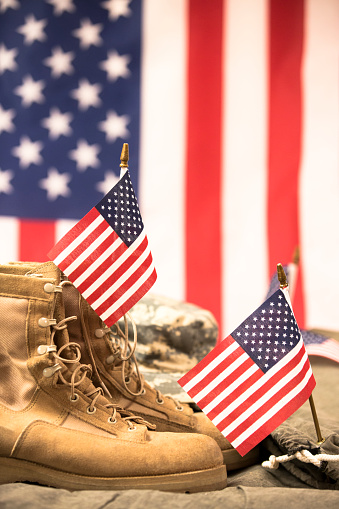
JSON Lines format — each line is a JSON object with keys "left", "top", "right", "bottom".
{"left": 178, "top": 266, "right": 316, "bottom": 456}
{"left": 48, "top": 144, "right": 157, "bottom": 327}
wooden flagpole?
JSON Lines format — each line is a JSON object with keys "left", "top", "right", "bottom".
{"left": 277, "top": 263, "right": 324, "bottom": 444}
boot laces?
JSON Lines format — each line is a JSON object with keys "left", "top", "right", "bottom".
{"left": 48, "top": 316, "right": 155, "bottom": 430}
{"left": 102, "top": 313, "right": 184, "bottom": 411}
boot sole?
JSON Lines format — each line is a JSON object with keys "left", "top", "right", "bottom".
{"left": 0, "top": 457, "right": 227, "bottom": 493}
{"left": 222, "top": 446, "right": 260, "bottom": 470}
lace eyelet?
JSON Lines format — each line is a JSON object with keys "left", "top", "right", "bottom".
{"left": 70, "top": 394, "right": 79, "bottom": 402}
{"left": 176, "top": 405, "right": 184, "bottom": 411}
{"left": 106, "top": 355, "right": 114, "bottom": 365}
{"left": 141, "top": 389, "right": 146, "bottom": 395}
{"left": 156, "top": 398, "right": 164, "bottom": 405}
{"left": 125, "top": 376, "right": 131, "bottom": 384}
{"left": 87, "top": 406, "right": 97, "bottom": 414}
{"left": 108, "top": 416, "right": 117, "bottom": 424}
{"left": 128, "top": 425, "right": 137, "bottom": 431}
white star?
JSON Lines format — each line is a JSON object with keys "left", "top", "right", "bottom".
{"left": 0, "top": 105, "right": 15, "bottom": 134}
{"left": 96, "top": 172, "right": 120, "bottom": 195}
{"left": 69, "top": 139, "right": 100, "bottom": 171}
{"left": 17, "top": 15, "right": 47, "bottom": 45}
{"left": 39, "top": 168, "right": 71, "bottom": 200}
{"left": 101, "top": 0, "right": 132, "bottom": 20}
{"left": 0, "top": 0, "right": 19, "bottom": 12}
{"left": 99, "top": 50, "right": 131, "bottom": 82}
{"left": 44, "top": 47, "right": 75, "bottom": 78}
{"left": 46, "top": 0, "right": 76, "bottom": 15}
{"left": 12, "top": 136, "right": 43, "bottom": 168}
{"left": 98, "top": 110, "right": 129, "bottom": 142}
{"left": 0, "top": 44, "right": 18, "bottom": 74}
{"left": 41, "top": 108, "right": 73, "bottom": 139}
{"left": 70, "top": 79, "right": 102, "bottom": 110}
{"left": 14, "top": 75, "right": 45, "bottom": 107}
{"left": 72, "top": 19, "right": 103, "bottom": 49}
{"left": 0, "top": 168, "right": 14, "bottom": 194}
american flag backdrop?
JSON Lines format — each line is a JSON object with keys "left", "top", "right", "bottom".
{"left": 1, "top": 0, "right": 339, "bottom": 339}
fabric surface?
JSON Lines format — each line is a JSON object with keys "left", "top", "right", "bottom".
{"left": 1, "top": 356, "right": 339, "bottom": 507}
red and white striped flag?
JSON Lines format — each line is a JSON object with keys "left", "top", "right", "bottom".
{"left": 48, "top": 169, "right": 156, "bottom": 327}
{"left": 178, "top": 287, "right": 315, "bottom": 456}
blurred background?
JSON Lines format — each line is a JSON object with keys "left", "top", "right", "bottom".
{"left": 1, "top": 0, "right": 339, "bottom": 340}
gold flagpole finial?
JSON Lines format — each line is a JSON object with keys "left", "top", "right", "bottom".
{"left": 277, "top": 263, "right": 288, "bottom": 288}
{"left": 120, "top": 143, "right": 129, "bottom": 169}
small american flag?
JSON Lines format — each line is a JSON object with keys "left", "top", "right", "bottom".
{"left": 48, "top": 168, "right": 156, "bottom": 327}
{"left": 302, "top": 330, "right": 339, "bottom": 365}
{"left": 178, "top": 288, "right": 316, "bottom": 456}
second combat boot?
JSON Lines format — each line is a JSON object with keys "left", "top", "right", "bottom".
{"left": 61, "top": 278, "right": 260, "bottom": 470}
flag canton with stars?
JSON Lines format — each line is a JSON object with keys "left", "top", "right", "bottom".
{"left": 231, "top": 289, "right": 301, "bottom": 373}
{"left": 95, "top": 170, "right": 143, "bottom": 247}
{"left": 301, "top": 330, "right": 328, "bottom": 346}
{"left": 0, "top": 0, "right": 141, "bottom": 220}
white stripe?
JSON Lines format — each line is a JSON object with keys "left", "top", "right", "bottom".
{"left": 53, "top": 214, "right": 104, "bottom": 265}
{"left": 212, "top": 339, "right": 304, "bottom": 426}
{"left": 300, "top": 0, "right": 339, "bottom": 330}
{"left": 101, "top": 261, "right": 156, "bottom": 321}
{"left": 193, "top": 351, "right": 249, "bottom": 403}
{"left": 181, "top": 341, "right": 239, "bottom": 393}
{"left": 72, "top": 236, "right": 123, "bottom": 287}
{"left": 0, "top": 217, "right": 19, "bottom": 262}
{"left": 65, "top": 224, "right": 112, "bottom": 276}
{"left": 306, "top": 341, "right": 339, "bottom": 363}
{"left": 90, "top": 240, "right": 152, "bottom": 308}
{"left": 202, "top": 363, "right": 259, "bottom": 415}
{"left": 81, "top": 230, "right": 147, "bottom": 299}
{"left": 232, "top": 367, "right": 314, "bottom": 449}
{"left": 139, "top": 0, "right": 187, "bottom": 302}
{"left": 221, "top": 0, "right": 268, "bottom": 337}
{"left": 217, "top": 347, "right": 310, "bottom": 432}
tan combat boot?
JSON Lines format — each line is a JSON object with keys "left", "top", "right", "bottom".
{"left": 0, "top": 262, "right": 227, "bottom": 492}
{"left": 60, "top": 278, "right": 260, "bottom": 470}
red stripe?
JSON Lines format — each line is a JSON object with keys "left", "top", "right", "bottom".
{"left": 235, "top": 375, "right": 316, "bottom": 456}
{"left": 225, "top": 359, "right": 312, "bottom": 441}
{"left": 94, "top": 250, "right": 154, "bottom": 316}
{"left": 216, "top": 346, "right": 310, "bottom": 431}
{"left": 104, "top": 268, "right": 157, "bottom": 327}
{"left": 187, "top": 344, "right": 244, "bottom": 399}
{"left": 19, "top": 220, "right": 56, "bottom": 262}
{"left": 267, "top": 0, "right": 305, "bottom": 326}
{"left": 76, "top": 236, "right": 126, "bottom": 294}
{"left": 204, "top": 363, "right": 262, "bottom": 420}
{"left": 48, "top": 207, "right": 99, "bottom": 260}
{"left": 185, "top": 0, "right": 223, "bottom": 335}
{"left": 58, "top": 218, "right": 109, "bottom": 272}
{"left": 179, "top": 334, "right": 233, "bottom": 387}
{"left": 83, "top": 235, "right": 150, "bottom": 302}
{"left": 68, "top": 230, "right": 119, "bottom": 283}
